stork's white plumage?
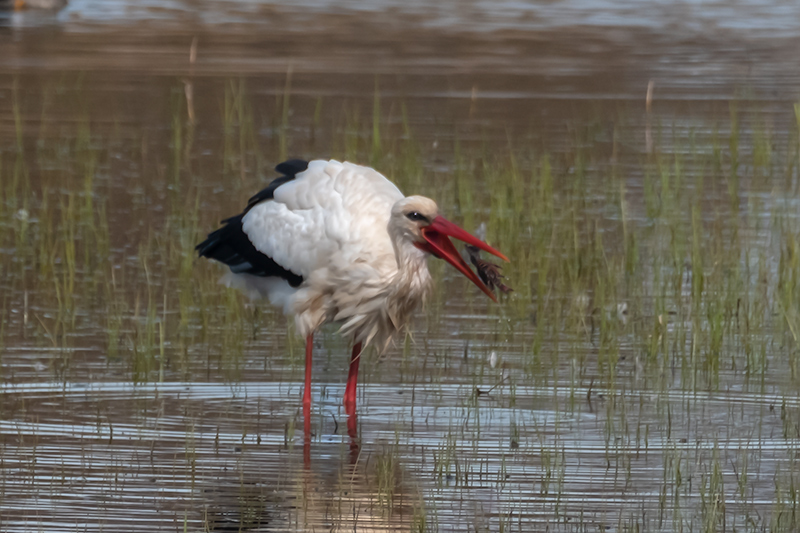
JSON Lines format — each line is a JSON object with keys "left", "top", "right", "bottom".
{"left": 197, "top": 159, "right": 507, "bottom": 415}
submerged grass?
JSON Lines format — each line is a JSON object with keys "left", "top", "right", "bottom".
{"left": 0, "top": 76, "right": 799, "bottom": 531}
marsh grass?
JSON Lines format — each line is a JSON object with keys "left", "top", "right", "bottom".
{"left": 1, "top": 76, "right": 800, "bottom": 532}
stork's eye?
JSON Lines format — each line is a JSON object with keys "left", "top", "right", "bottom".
{"left": 405, "top": 211, "right": 429, "bottom": 223}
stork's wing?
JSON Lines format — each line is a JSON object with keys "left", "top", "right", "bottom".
{"left": 198, "top": 159, "right": 404, "bottom": 285}
{"left": 243, "top": 159, "right": 309, "bottom": 213}
{"left": 244, "top": 159, "right": 404, "bottom": 278}
{"left": 195, "top": 161, "right": 307, "bottom": 286}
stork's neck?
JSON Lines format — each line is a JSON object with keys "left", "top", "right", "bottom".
{"left": 382, "top": 238, "right": 431, "bottom": 320}
{"left": 323, "top": 224, "right": 432, "bottom": 349}
{"left": 393, "top": 240, "right": 431, "bottom": 282}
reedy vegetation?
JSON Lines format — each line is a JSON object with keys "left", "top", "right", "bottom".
{"left": 0, "top": 77, "right": 799, "bottom": 531}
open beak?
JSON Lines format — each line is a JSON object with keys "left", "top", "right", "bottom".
{"left": 418, "top": 216, "right": 509, "bottom": 302}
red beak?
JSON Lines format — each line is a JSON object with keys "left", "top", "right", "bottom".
{"left": 418, "top": 216, "right": 509, "bottom": 303}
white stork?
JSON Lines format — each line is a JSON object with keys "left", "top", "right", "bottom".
{"left": 197, "top": 159, "right": 507, "bottom": 414}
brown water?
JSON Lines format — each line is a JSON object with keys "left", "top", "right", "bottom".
{"left": 1, "top": 1, "right": 800, "bottom": 532}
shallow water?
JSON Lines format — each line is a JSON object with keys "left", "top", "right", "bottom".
{"left": 2, "top": 380, "right": 795, "bottom": 531}
{"left": 1, "top": 1, "right": 800, "bottom": 532}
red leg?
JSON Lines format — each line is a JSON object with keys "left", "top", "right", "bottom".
{"left": 303, "top": 334, "right": 313, "bottom": 409}
{"left": 343, "top": 342, "right": 362, "bottom": 412}
{"left": 303, "top": 429, "right": 311, "bottom": 470}
{"left": 303, "top": 334, "right": 313, "bottom": 443}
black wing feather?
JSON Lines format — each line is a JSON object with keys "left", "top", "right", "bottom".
{"left": 196, "top": 159, "right": 309, "bottom": 287}
{"left": 244, "top": 159, "right": 309, "bottom": 213}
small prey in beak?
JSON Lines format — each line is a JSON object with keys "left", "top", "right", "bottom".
{"left": 416, "top": 215, "right": 509, "bottom": 302}
{"left": 465, "top": 244, "right": 513, "bottom": 296}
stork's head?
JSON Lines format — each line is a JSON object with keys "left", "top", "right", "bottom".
{"left": 390, "top": 196, "right": 509, "bottom": 302}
